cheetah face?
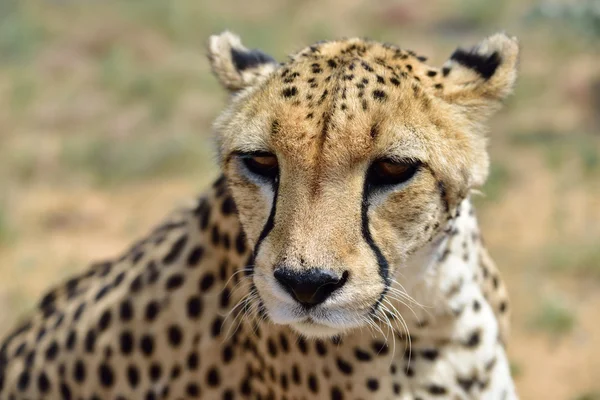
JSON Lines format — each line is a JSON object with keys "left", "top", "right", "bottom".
{"left": 209, "top": 32, "right": 519, "bottom": 338}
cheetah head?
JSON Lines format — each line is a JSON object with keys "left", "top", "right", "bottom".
{"left": 209, "top": 31, "right": 519, "bottom": 338}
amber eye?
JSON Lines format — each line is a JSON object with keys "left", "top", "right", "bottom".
{"left": 240, "top": 152, "right": 279, "bottom": 181}
{"left": 366, "top": 159, "right": 420, "bottom": 188}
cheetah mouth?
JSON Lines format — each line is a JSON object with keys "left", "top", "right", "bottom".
{"left": 262, "top": 299, "right": 372, "bottom": 338}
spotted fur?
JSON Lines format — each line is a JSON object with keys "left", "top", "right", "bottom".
{"left": 1, "top": 31, "right": 519, "bottom": 399}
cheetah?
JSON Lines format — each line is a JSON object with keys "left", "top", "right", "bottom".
{"left": 0, "top": 31, "right": 519, "bottom": 399}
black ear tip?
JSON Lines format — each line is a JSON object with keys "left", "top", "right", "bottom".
{"left": 450, "top": 49, "right": 502, "bottom": 80}
{"left": 231, "top": 48, "right": 276, "bottom": 72}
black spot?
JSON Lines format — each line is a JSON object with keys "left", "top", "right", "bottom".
{"left": 278, "top": 333, "right": 289, "bottom": 353}
{"left": 427, "top": 384, "right": 447, "bottom": 395}
{"left": 211, "top": 317, "right": 223, "bottom": 337}
{"left": 165, "top": 274, "right": 185, "bottom": 291}
{"left": 372, "top": 340, "right": 389, "bottom": 355}
{"left": 281, "top": 87, "right": 298, "bottom": 98}
{"left": 465, "top": 330, "right": 481, "bottom": 348}
{"left": 85, "top": 329, "right": 96, "bottom": 353}
{"left": 361, "top": 61, "right": 374, "bottom": 72}
{"left": 211, "top": 226, "right": 220, "bottom": 246}
{"left": 163, "top": 235, "right": 188, "bottom": 264}
{"left": 427, "top": 70, "right": 438, "bottom": 77}
{"left": 366, "top": 378, "right": 379, "bottom": 391}
{"left": 74, "top": 359, "right": 86, "bottom": 382}
{"left": 457, "top": 377, "right": 476, "bottom": 392}
{"left": 39, "top": 291, "right": 57, "bottom": 310}
{"left": 60, "top": 382, "right": 72, "bottom": 399}
{"left": 97, "top": 310, "right": 112, "bottom": 332}
{"left": 372, "top": 89, "right": 387, "bottom": 101}
{"left": 315, "top": 340, "right": 327, "bottom": 356}
{"left": 195, "top": 200, "right": 211, "bottom": 231}
{"left": 17, "top": 370, "right": 30, "bottom": 391}
{"left": 149, "top": 363, "right": 162, "bottom": 382}
{"left": 96, "top": 261, "right": 113, "bottom": 277}
{"left": 130, "top": 275, "right": 143, "bottom": 293}
{"left": 390, "top": 77, "right": 400, "bottom": 86}
{"left": 220, "top": 287, "right": 231, "bottom": 308}
{"left": 119, "top": 331, "right": 134, "bottom": 355}
{"left": 450, "top": 49, "right": 501, "bottom": 80}
{"left": 234, "top": 231, "right": 247, "bottom": 255}
{"left": 308, "top": 374, "right": 319, "bottom": 393}
{"left": 221, "top": 345, "right": 233, "bottom": 364}
{"left": 45, "top": 341, "right": 59, "bottom": 361}
{"left": 297, "top": 337, "right": 308, "bottom": 354}
{"left": 186, "top": 382, "right": 201, "bottom": 397}
{"left": 144, "top": 300, "right": 160, "bottom": 322}
{"left": 499, "top": 301, "right": 508, "bottom": 313}
{"left": 170, "top": 365, "right": 182, "bottom": 380}
{"left": 336, "top": 357, "right": 353, "bottom": 375}
{"left": 354, "top": 348, "right": 372, "bottom": 361}
{"left": 199, "top": 273, "right": 215, "bottom": 292}
{"left": 327, "top": 59, "right": 337, "bottom": 68}
{"left": 376, "top": 75, "right": 385, "bottom": 84}
{"left": 140, "top": 335, "right": 154, "bottom": 356}
{"left": 331, "top": 386, "right": 344, "bottom": 400}
{"left": 187, "top": 246, "right": 204, "bottom": 267}
{"left": 266, "top": 338, "right": 277, "bottom": 357}
{"left": 167, "top": 325, "right": 184, "bottom": 347}
{"left": 230, "top": 47, "right": 275, "bottom": 72}
{"left": 187, "top": 296, "right": 203, "bottom": 319}
{"left": 94, "top": 284, "right": 111, "bottom": 302}
{"left": 292, "top": 364, "right": 301, "bottom": 384}
{"left": 421, "top": 349, "right": 439, "bottom": 361}
{"left": 98, "top": 363, "right": 115, "bottom": 387}
{"left": 127, "top": 365, "right": 140, "bottom": 388}
{"left": 442, "top": 66, "right": 451, "bottom": 77}
{"left": 119, "top": 299, "right": 134, "bottom": 322}
{"left": 66, "top": 330, "right": 77, "bottom": 350}
{"left": 221, "top": 196, "right": 236, "bottom": 215}
{"left": 25, "top": 349, "right": 36, "bottom": 367}
{"left": 206, "top": 367, "right": 220, "bottom": 387}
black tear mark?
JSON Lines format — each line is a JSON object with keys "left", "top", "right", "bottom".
{"left": 230, "top": 48, "right": 275, "bottom": 72}
{"left": 450, "top": 49, "right": 501, "bottom": 80}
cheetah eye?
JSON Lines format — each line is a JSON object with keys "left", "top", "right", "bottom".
{"left": 366, "top": 159, "right": 420, "bottom": 189}
{"left": 239, "top": 152, "right": 279, "bottom": 181}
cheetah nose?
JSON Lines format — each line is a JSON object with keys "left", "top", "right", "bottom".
{"left": 274, "top": 267, "right": 349, "bottom": 308}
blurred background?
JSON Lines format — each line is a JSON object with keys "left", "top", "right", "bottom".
{"left": 0, "top": 0, "right": 598, "bottom": 398}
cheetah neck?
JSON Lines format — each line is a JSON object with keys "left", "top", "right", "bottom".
{"left": 396, "top": 197, "right": 483, "bottom": 320}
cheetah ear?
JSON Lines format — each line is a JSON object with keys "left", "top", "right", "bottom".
{"left": 439, "top": 33, "right": 519, "bottom": 121}
{"left": 207, "top": 31, "right": 278, "bottom": 92}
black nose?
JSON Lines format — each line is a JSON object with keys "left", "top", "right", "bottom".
{"left": 274, "top": 267, "right": 349, "bottom": 308}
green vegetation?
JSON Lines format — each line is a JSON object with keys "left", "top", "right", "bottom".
{"left": 509, "top": 361, "right": 523, "bottom": 378}
{"left": 0, "top": 201, "right": 13, "bottom": 245}
{"left": 510, "top": 131, "right": 600, "bottom": 175}
{"left": 530, "top": 296, "right": 576, "bottom": 336}
{"left": 60, "top": 133, "right": 214, "bottom": 187}
{"left": 545, "top": 242, "right": 600, "bottom": 281}
{"left": 573, "top": 392, "right": 600, "bottom": 400}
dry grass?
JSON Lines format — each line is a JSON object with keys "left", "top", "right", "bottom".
{"left": 0, "top": 0, "right": 599, "bottom": 398}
